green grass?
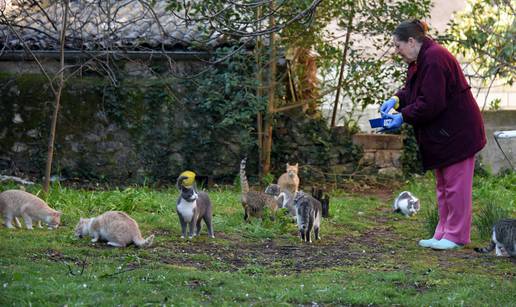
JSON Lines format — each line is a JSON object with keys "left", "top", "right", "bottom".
{"left": 1, "top": 173, "right": 515, "bottom": 306}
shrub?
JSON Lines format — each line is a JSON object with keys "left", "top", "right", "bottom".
{"left": 474, "top": 202, "right": 511, "bottom": 241}
{"left": 422, "top": 203, "right": 439, "bottom": 238}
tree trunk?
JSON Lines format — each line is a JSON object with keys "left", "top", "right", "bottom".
{"left": 43, "top": 0, "right": 69, "bottom": 193}
{"left": 263, "top": 0, "right": 276, "bottom": 176}
{"left": 256, "top": 6, "right": 264, "bottom": 179}
{"left": 331, "top": 8, "right": 354, "bottom": 128}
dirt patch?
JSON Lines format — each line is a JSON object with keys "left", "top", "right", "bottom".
{"left": 154, "top": 224, "right": 400, "bottom": 275}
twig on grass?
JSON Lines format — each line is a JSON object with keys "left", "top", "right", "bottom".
{"left": 65, "top": 258, "right": 87, "bottom": 276}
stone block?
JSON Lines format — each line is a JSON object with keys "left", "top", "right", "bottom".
{"left": 375, "top": 150, "right": 402, "bottom": 168}
{"left": 359, "top": 149, "right": 376, "bottom": 166}
{"left": 352, "top": 133, "right": 403, "bottom": 150}
{"left": 331, "top": 163, "right": 355, "bottom": 174}
{"left": 378, "top": 167, "right": 402, "bottom": 177}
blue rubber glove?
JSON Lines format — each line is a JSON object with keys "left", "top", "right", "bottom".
{"left": 380, "top": 97, "right": 399, "bottom": 114}
{"left": 381, "top": 112, "right": 403, "bottom": 130}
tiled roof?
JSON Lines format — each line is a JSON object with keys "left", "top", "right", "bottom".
{"left": 0, "top": 0, "right": 227, "bottom": 52}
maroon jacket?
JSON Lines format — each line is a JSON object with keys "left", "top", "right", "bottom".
{"left": 396, "top": 37, "right": 486, "bottom": 170}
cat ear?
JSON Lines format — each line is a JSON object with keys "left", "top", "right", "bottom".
{"left": 52, "top": 211, "right": 61, "bottom": 217}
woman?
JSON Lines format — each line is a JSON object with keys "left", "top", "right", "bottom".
{"left": 381, "top": 20, "right": 486, "bottom": 250}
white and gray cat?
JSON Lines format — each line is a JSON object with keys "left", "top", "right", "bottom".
{"left": 393, "top": 191, "right": 420, "bottom": 217}
{"left": 74, "top": 211, "right": 154, "bottom": 248}
{"left": 294, "top": 191, "right": 322, "bottom": 243}
{"left": 475, "top": 218, "right": 516, "bottom": 257}
{"left": 0, "top": 189, "right": 61, "bottom": 229}
{"left": 176, "top": 175, "right": 214, "bottom": 239}
{"left": 265, "top": 184, "right": 296, "bottom": 217}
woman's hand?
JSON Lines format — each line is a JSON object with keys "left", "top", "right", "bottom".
{"left": 381, "top": 112, "right": 403, "bottom": 130}
{"left": 380, "top": 96, "right": 399, "bottom": 114}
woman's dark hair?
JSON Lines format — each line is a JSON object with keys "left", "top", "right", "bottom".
{"left": 393, "top": 19, "right": 429, "bottom": 42}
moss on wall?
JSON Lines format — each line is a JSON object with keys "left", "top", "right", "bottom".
{"left": 0, "top": 72, "right": 360, "bottom": 186}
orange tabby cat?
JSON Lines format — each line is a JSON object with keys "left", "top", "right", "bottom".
{"left": 74, "top": 211, "right": 154, "bottom": 248}
{"left": 0, "top": 189, "right": 61, "bottom": 229}
{"left": 277, "top": 163, "right": 300, "bottom": 194}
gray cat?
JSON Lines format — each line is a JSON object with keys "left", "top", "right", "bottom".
{"left": 264, "top": 184, "right": 281, "bottom": 197}
{"left": 176, "top": 175, "right": 214, "bottom": 239}
{"left": 294, "top": 191, "right": 322, "bottom": 243}
{"left": 393, "top": 191, "right": 420, "bottom": 217}
{"left": 474, "top": 218, "right": 516, "bottom": 257}
{"left": 277, "top": 190, "right": 296, "bottom": 217}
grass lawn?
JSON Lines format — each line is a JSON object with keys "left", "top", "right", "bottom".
{"left": 1, "top": 172, "right": 515, "bottom": 306}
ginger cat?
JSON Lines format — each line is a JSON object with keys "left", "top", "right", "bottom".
{"left": 74, "top": 211, "right": 154, "bottom": 248}
{"left": 0, "top": 189, "right": 61, "bottom": 229}
{"left": 277, "top": 163, "right": 300, "bottom": 194}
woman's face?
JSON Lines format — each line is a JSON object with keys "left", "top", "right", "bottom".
{"left": 393, "top": 36, "right": 420, "bottom": 64}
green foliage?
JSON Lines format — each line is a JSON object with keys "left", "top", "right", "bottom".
{"left": 488, "top": 98, "right": 502, "bottom": 111}
{"left": 163, "top": 0, "right": 433, "bottom": 122}
{"left": 1, "top": 175, "right": 516, "bottom": 305}
{"left": 261, "top": 172, "right": 275, "bottom": 186}
{"left": 474, "top": 201, "right": 511, "bottom": 241}
{"left": 444, "top": 0, "right": 515, "bottom": 86}
{"left": 281, "top": 0, "right": 433, "bottom": 121}
{"left": 422, "top": 202, "right": 439, "bottom": 238}
{"left": 400, "top": 125, "right": 424, "bottom": 177}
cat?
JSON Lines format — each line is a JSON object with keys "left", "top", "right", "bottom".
{"left": 277, "top": 189, "right": 296, "bottom": 217}
{"left": 239, "top": 158, "right": 278, "bottom": 221}
{"left": 277, "top": 163, "right": 300, "bottom": 194}
{"left": 392, "top": 191, "right": 420, "bottom": 217}
{"left": 176, "top": 174, "right": 214, "bottom": 239}
{"left": 294, "top": 191, "right": 322, "bottom": 243}
{"left": 311, "top": 187, "right": 331, "bottom": 218}
{"left": 474, "top": 218, "right": 516, "bottom": 257}
{"left": 265, "top": 184, "right": 295, "bottom": 216}
{"left": 0, "top": 189, "right": 61, "bottom": 229}
{"left": 264, "top": 184, "right": 281, "bottom": 197}
{"left": 74, "top": 211, "right": 154, "bottom": 248}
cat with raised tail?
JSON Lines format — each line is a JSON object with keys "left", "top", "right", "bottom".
{"left": 277, "top": 162, "right": 300, "bottom": 194}
{"left": 294, "top": 191, "right": 322, "bottom": 243}
{"left": 74, "top": 211, "right": 154, "bottom": 248}
{"left": 0, "top": 189, "right": 61, "bottom": 229}
{"left": 474, "top": 218, "right": 516, "bottom": 257}
{"left": 240, "top": 158, "right": 278, "bottom": 220}
{"left": 176, "top": 173, "right": 214, "bottom": 239}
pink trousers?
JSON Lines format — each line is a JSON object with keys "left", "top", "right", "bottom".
{"left": 433, "top": 155, "right": 476, "bottom": 245}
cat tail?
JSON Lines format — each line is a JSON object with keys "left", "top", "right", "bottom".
{"left": 135, "top": 234, "right": 155, "bottom": 248}
{"left": 240, "top": 158, "right": 249, "bottom": 194}
{"left": 474, "top": 241, "right": 495, "bottom": 253}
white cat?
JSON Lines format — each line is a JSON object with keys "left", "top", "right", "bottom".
{"left": 0, "top": 189, "right": 61, "bottom": 229}
{"left": 74, "top": 211, "right": 154, "bottom": 248}
{"left": 393, "top": 191, "right": 420, "bottom": 217}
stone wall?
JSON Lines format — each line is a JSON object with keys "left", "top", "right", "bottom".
{"left": 351, "top": 133, "right": 403, "bottom": 177}
{"left": 0, "top": 73, "right": 363, "bottom": 187}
